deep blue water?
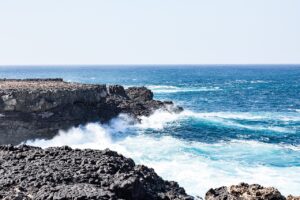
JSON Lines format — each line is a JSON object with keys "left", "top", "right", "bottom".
{"left": 1, "top": 65, "right": 300, "bottom": 196}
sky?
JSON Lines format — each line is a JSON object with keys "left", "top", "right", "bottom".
{"left": 0, "top": 0, "right": 299, "bottom": 65}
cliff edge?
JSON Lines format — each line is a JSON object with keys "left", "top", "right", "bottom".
{"left": 0, "top": 79, "right": 181, "bottom": 144}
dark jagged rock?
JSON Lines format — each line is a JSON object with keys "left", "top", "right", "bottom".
{"left": 125, "top": 87, "right": 153, "bottom": 102}
{"left": 205, "top": 183, "right": 286, "bottom": 200}
{"left": 0, "top": 79, "right": 182, "bottom": 145}
{"left": 108, "top": 85, "right": 128, "bottom": 97}
{"left": 0, "top": 145, "right": 193, "bottom": 200}
{"left": 287, "top": 195, "right": 300, "bottom": 200}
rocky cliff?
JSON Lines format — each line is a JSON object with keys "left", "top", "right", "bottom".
{"left": 0, "top": 79, "right": 181, "bottom": 145}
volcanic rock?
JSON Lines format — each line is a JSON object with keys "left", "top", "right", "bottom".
{"left": 205, "top": 183, "right": 286, "bottom": 200}
{"left": 287, "top": 196, "right": 300, "bottom": 200}
{"left": 0, "top": 145, "right": 193, "bottom": 200}
{"left": 0, "top": 79, "right": 181, "bottom": 144}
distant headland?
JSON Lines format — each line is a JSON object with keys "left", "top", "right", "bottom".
{"left": 0, "top": 78, "right": 181, "bottom": 144}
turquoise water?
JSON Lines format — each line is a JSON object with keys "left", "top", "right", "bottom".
{"left": 1, "top": 65, "right": 300, "bottom": 196}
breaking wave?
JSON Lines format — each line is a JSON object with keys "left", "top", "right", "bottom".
{"left": 26, "top": 110, "right": 300, "bottom": 197}
{"left": 232, "top": 80, "right": 271, "bottom": 84}
{"left": 136, "top": 110, "right": 299, "bottom": 133}
{"left": 146, "top": 85, "right": 221, "bottom": 93}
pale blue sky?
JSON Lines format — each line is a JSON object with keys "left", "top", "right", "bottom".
{"left": 0, "top": 0, "right": 299, "bottom": 65}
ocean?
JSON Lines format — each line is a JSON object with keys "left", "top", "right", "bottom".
{"left": 0, "top": 65, "right": 300, "bottom": 197}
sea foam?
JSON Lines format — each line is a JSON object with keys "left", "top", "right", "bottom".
{"left": 136, "top": 110, "right": 299, "bottom": 133}
{"left": 146, "top": 85, "right": 221, "bottom": 93}
{"left": 26, "top": 110, "right": 300, "bottom": 197}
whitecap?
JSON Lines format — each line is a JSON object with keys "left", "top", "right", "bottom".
{"left": 26, "top": 115, "right": 300, "bottom": 197}
{"left": 191, "top": 111, "right": 300, "bottom": 122}
{"left": 250, "top": 80, "right": 270, "bottom": 84}
{"left": 234, "top": 80, "right": 248, "bottom": 83}
{"left": 134, "top": 110, "right": 298, "bottom": 133}
{"left": 146, "top": 85, "right": 221, "bottom": 93}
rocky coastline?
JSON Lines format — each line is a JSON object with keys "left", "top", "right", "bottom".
{"left": 0, "top": 79, "right": 181, "bottom": 145}
{"left": 0, "top": 145, "right": 193, "bottom": 200}
{"left": 0, "top": 79, "right": 299, "bottom": 200}
{"left": 0, "top": 145, "right": 299, "bottom": 200}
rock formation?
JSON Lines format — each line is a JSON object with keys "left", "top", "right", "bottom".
{"left": 0, "top": 145, "right": 193, "bottom": 200}
{"left": 1, "top": 144, "right": 299, "bottom": 200}
{"left": 0, "top": 79, "right": 181, "bottom": 145}
{"left": 205, "top": 183, "right": 299, "bottom": 200}
{"left": 286, "top": 195, "right": 300, "bottom": 200}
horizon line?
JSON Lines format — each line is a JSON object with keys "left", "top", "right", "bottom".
{"left": 1, "top": 63, "right": 300, "bottom": 68}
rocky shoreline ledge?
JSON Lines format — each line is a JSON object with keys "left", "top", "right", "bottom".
{"left": 0, "top": 145, "right": 193, "bottom": 200}
{"left": 0, "top": 79, "right": 181, "bottom": 145}
{"left": 0, "top": 145, "right": 299, "bottom": 200}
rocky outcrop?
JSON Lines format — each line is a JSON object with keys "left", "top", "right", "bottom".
{"left": 287, "top": 195, "right": 300, "bottom": 200}
{"left": 0, "top": 145, "right": 193, "bottom": 200}
{"left": 0, "top": 79, "right": 181, "bottom": 145}
{"left": 205, "top": 183, "right": 294, "bottom": 200}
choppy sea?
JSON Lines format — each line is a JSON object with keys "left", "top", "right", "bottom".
{"left": 1, "top": 65, "right": 300, "bottom": 197}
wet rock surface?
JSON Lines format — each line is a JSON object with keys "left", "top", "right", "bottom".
{"left": 0, "top": 79, "right": 181, "bottom": 145}
{"left": 0, "top": 145, "right": 193, "bottom": 200}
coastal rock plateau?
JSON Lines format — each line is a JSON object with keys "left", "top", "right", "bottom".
{"left": 0, "top": 145, "right": 193, "bottom": 200}
{"left": 0, "top": 79, "right": 181, "bottom": 145}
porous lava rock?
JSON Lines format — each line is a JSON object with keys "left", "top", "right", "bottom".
{"left": 205, "top": 183, "right": 286, "bottom": 200}
{"left": 287, "top": 195, "right": 300, "bottom": 200}
{"left": 0, "top": 145, "right": 193, "bottom": 200}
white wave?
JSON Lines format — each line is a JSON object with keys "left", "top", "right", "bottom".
{"left": 147, "top": 85, "right": 178, "bottom": 89}
{"left": 234, "top": 80, "right": 248, "bottom": 83}
{"left": 190, "top": 112, "right": 300, "bottom": 121}
{"left": 185, "top": 112, "right": 298, "bottom": 133}
{"left": 134, "top": 110, "right": 298, "bottom": 133}
{"left": 232, "top": 80, "right": 270, "bottom": 84}
{"left": 137, "top": 111, "right": 181, "bottom": 129}
{"left": 250, "top": 80, "right": 270, "bottom": 84}
{"left": 0, "top": 114, "right": 4, "bottom": 117}
{"left": 26, "top": 116, "right": 300, "bottom": 197}
{"left": 146, "top": 85, "right": 221, "bottom": 93}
